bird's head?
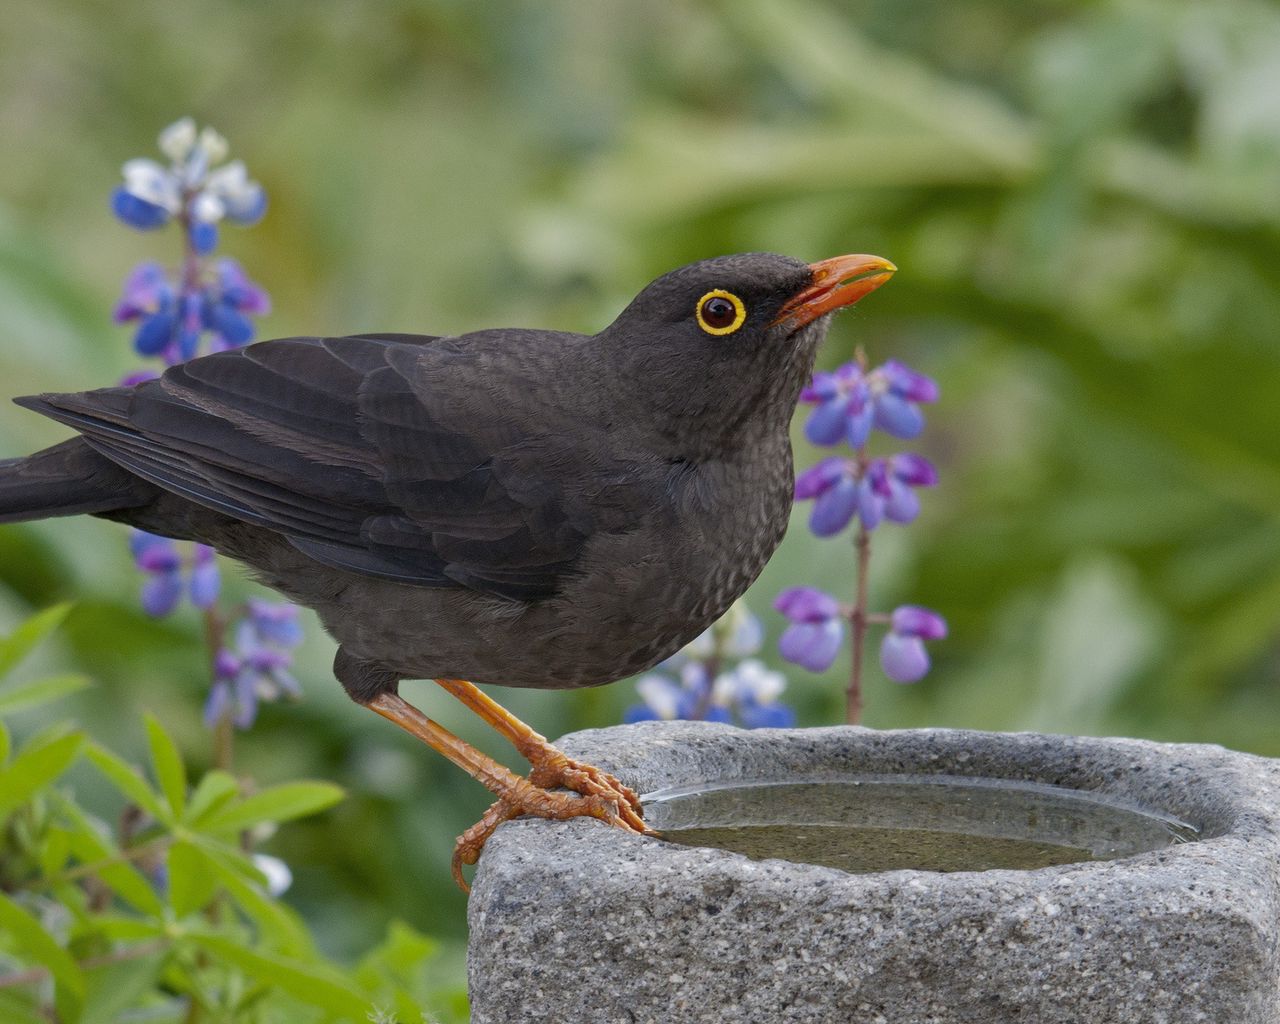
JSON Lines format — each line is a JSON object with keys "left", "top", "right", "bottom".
{"left": 597, "top": 251, "right": 896, "bottom": 453}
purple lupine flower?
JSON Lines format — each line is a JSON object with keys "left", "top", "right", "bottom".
{"left": 205, "top": 603, "right": 304, "bottom": 730}
{"left": 879, "top": 605, "right": 948, "bottom": 683}
{"left": 796, "top": 454, "right": 937, "bottom": 536}
{"left": 243, "top": 599, "right": 304, "bottom": 647}
{"left": 189, "top": 545, "right": 220, "bottom": 608}
{"left": 130, "top": 531, "right": 183, "bottom": 617}
{"left": 868, "top": 360, "right": 939, "bottom": 440}
{"left": 800, "top": 359, "right": 939, "bottom": 448}
{"left": 800, "top": 363, "right": 873, "bottom": 448}
{"left": 775, "top": 587, "right": 845, "bottom": 672}
{"left": 114, "top": 264, "right": 178, "bottom": 357}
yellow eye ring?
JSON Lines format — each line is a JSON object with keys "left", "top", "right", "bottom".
{"left": 695, "top": 290, "right": 747, "bottom": 335}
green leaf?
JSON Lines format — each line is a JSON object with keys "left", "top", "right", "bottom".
{"left": 0, "top": 891, "right": 85, "bottom": 1022}
{"left": 183, "top": 769, "right": 239, "bottom": 825}
{"left": 79, "top": 914, "right": 164, "bottom": 942}
{"left": 80, "top": 949, "right": 168, "bottom": 1024}
{"left": 0, "top": 731, "right": 83, "bottom": 819}
{"left": 53, "top": 795, "right": 164, "bottom": 917}
{"left": 0, "top": 673, "right": 90, "bottom": 716}
{"left": 0, "top": 719, "right": 9, "bottom": 766}
{"left": 144, "top": 714, "right": 186, "bottom": 819}
{"left": 196, "top": 841, "right": 314, "bottom": 956}
{"left": 185, "top": 931, "right": 371, "bottom": 1020}
{"left": 0, "top": 603, "right": 71, "bottom": 680}
{"left": 195, "top": 781, "right": 344, "bottom": 835}
{"left": 0, "top": 989, "right": 45, "bottom": 1024}
{"left": 165, "top": 840, "right": 218, "bottom": 918}
{"left": 85, "top": 743, "right": 171, "bottom": 825}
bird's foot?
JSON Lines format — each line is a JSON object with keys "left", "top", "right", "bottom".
{"left": 526, "top": 750, "right": 650, "bottom": 835}
{"left": 450, "top": 760, "right": 654, "bottom": 892}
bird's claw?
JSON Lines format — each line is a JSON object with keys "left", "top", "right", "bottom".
{"left": 450, "top": 757, "right": 654, "bottom": 893}
{"left": 527, "top": 753, "right": 652, "bottom": 836}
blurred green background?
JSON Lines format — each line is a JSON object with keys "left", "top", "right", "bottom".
{"left": 1, "top": 0, "right": 1277, "bottom": 980}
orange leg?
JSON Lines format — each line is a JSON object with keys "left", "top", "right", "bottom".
{"left": 364, "top": 691, "right": 651, "bottom": 892}
{"left": 434, "top": 677, "right": 649, "bottom": 831}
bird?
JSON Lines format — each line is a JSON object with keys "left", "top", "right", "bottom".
{"left": 0, "top": 250, "right": 895, "bottom": 888}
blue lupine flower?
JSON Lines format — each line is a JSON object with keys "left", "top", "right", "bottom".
{"left": 114, "top": 117, "right": 297, "bottom": 735}
{"left": 879, "top": 605, "right": 948, "bottom": 683}
{"left": 800, "top": 359, "right": 938, "bottom": 448}
{"left": 715, "top": 659, "right": 796, "bottom": 728}
{"left": 130, "top": 531, "right": 183, "bottom": 617}
{"left": 775, "top": 587, "right": 845, "bottom": 672}
{"left": 112, "top": 118, "right": 266, "bottom": 237}
{"left": 625, "top": 602, "right": 791, "bottom": 727}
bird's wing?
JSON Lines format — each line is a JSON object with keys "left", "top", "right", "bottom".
{"left": 19, "top": 333, "right": 603, "bottom": 600}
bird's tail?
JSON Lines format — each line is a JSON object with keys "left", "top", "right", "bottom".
{"left": 0, "top": 437, "right": 153, "bottom": 523}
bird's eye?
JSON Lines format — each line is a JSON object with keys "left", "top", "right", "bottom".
{"left": 695, "top": 290, "right": 747, "bottom": 336}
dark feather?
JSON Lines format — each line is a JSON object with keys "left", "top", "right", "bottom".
{"left": 23, "top": 333, "right": 598, "bottom": 600}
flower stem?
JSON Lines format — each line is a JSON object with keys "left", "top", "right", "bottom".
{"left": 847, "top": 524, "right": 871, "bottom": 725}
{"left": 690, "top": 652, "right": 721, "bottom": 721}
{"left": 203, "top": 605, "right": 233, "bottom": 771}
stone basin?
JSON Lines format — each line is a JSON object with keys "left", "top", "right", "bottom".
{"left": 467, "top": 722, "right": 1280, "bottom": 1024}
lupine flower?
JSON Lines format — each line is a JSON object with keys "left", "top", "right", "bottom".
{"left": 189, "top": 545, "right": 220, "bottom": 609}
{"left": 625, "top": 602, "right": 793, "bottom": 727}
{"left": 879, "top": 605, "right": 948, "bottom": 683}
{"left": 205, "top": 601, "right": 303, "bottom": 730}
{"left": 795, "top": 453, "right": 938, "bottom": 536}
{"left": 113, "top": 257, "right": 269, "bottom": 363}
{"left": 800, "top": 359, "right": 938, "bottom": 447}
{"left": 130, "top": 532, "right": 223, "bottom": 617}
{"left": 113, "top": 117, "right": 299, "bottom": 736}
{"left": 775, "top": 587, "right": 845, "bottom": 672}
{"left": 130, "top": 531, "right": 183, "bottom": 617}
{"left": 715, "top": 659, "right": 797, "bottom": 728}
{"left": 624, "top": 658, "right": 794, "bottom": 728}
{"left": 111, "top": 118, "right": 266, "bottom": 246}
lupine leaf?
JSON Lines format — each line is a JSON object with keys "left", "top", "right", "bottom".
{"left": 195, "top": 781, "right": 344, "bottom": 835}
{"left": 52, "top": 795, "right": 164, "bottom": 916}
{"left": 0, "top": 989, "right": 45, "bottom": 1024}
{"left": 0, "top": 673, "right": 91, "bottom": 716}
{"left": 0, "top": 731, "right": 83, "bottom": 819}
{"left": 183, "top": 769, "right": 239, "bottom": 824}
{"left": 0, "top": 603, "right": 72, "bottom": 680}
{"left": 81, "top": 914, "right": 164, "bottom": 942}
{"left": 84, "top": 743, "right": 171, "bottom": 825}
{"left": 185, "top": 931, "right": 370, "bottom": 1019}
{"left": 80, "top": 950, "right": 168, "bottom": 1024}
{"left": 194, "top": 840, "right": 314, "bottom": 955}
{"left": 144, "top": 714, "right": 186, "bottom": 819}
{"left": 0, "top": 891, "right": 85, "bottom": 1022}
{"left": 165, "top": 840, "right": 217, "bottom": 918}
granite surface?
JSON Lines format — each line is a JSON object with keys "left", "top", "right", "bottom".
{"left": 467, "top": 722, "right": 1280, "bottom": 1024}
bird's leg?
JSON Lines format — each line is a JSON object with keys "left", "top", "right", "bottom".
{"left": 362, "top": 692, "right": 646, "bottom": 891}
{"left": 434, "top": 677, "right": 649, "bottom": 833}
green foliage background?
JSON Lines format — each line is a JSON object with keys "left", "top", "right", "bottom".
{"left": 0, "top": 0, "right": 1277, "bottom": 1006}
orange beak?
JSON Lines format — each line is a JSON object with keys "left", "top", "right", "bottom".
{"left": 772, "top": 254, "right": 897, "bottom": 332}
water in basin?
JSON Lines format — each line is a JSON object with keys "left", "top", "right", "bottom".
{"left": 643, "top": 775, "right": 1199, "bottom": 874}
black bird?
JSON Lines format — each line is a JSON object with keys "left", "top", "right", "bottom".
{"left": 0, "top": 251, "right": 895, "bottom": 886}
